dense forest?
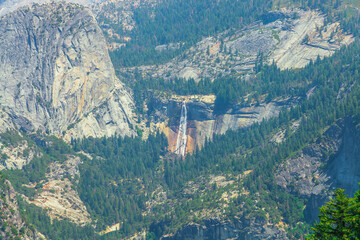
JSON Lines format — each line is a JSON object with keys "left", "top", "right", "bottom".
{"left": 109, "top": 0, "right": 272, "bottom": 67}
{"left": 108, "top": 0, "right": 360, "bottom": 67}
{"left": 94, "top": 39, "right": 360, "bottom": 238}
{"left": 73, "top": 133, "right": 168, "bottom": 233}
{"left": 129, "top": 55, "right": 308, "bottom": 116}
{"left": 2, "top": 38, "right": 360, "bottom": 238}
{"left": 1, "top": 0, "right": 360, "bottom": 239}
{"left": 308, "top": 187, "right": 360, "bottom": 239}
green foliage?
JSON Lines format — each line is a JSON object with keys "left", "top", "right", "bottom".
{"left": 308, "top": 187, "right": 360, "bottom": 239}
{"left": 72, "top": 133, "right": 168, "bottom": 232}
{"left": 110, "top": 0, "right": 272, "bottom": 67}
{"left": 108, "top": 0, "right": 360, "bottom": 68}
{"left": 163, "top": 40, "right": 360, "bottom": 236}
{"left": 0, "top": 153, "right": 8, "bottom": 160}
{"left": 165, "top": 40, "right": 360, "bottom": 186}
{"left": 288, "top": 0, "right": 360, "bottom": 37}
{"left": 17, "top": 197, "right": 97, "bottom": 240}
{"left": 130, "top": 75, "right": 250, "bottom": 115}
{"left": 0, "top": 131, "right": 23, "bottom": 147}
{"left": 2, "top": 3, "right": 360, "bottom": 238}
{"left": 4, "top": 134, "right": 76, "bottom": 187}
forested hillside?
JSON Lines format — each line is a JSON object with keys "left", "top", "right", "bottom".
{"left": 0, "top": 0, "right": 360, "bottom": 239}
{"left": 109, "top": 0, "right": 271, "bottom": 67}
{"left": 2, "top": 39, "right": 360, "bottom": 239}
{"left": 108, "top": 0, "right": 360, "bottom": 68}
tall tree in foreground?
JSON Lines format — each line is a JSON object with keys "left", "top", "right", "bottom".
{"left": 308, "top": 186, "right": 360, "bottom": 239}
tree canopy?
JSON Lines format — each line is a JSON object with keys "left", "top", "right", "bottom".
{"left": 308, "top": 187, "right": 360, "bottom": 239}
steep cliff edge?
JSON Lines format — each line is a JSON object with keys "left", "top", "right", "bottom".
{"left": 276, "top": 118, "right": 360, "bottom": 222}
{"left": 24, "top": 155, "right": 92, "bottom": 225}
{"left": 0, "top": 2, "right": 135, "bottom": 139}
{"left": 0, "top": 176, "right": 45, "bottom": 239}
{"left": 0, "top": 0, "right": 102, "bottom": 17}
{"left": 120, "top": 9, "right": 353, "bottom": 81}
{"left": 144, "top": 94, "right": 296, "bottom": 154}
{"left": 161, "top": 218, "right": 288, "bottom": 240}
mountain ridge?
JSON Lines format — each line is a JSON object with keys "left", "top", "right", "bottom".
{"left": 0, "top": 0, "right": 360, "bottom": 239}
{"left": 0, "top": 2, "right": 135, "bottom": 141}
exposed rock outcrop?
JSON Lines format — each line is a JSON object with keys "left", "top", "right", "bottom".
{"left": 93, "top": 0, "right": 159, "bottom": 50}
{"left": 25, "top": 155, "right": 92, "bottom": 225}
{"left": 0, "top": 140, "right": 39, "bottom": 171}
{"left": 0, "top": 178, "right": 46, "bottom": 239}
{"left": 0, "top": 108, "right": 15, "bottom": 133}
{"left": 0, "top": 2, "right": 135, "bottom": 139}
{"left": 143, "top": 171, "right": 287, "bottom": 240}
{"left": 146, "top": 94, "right": 297, "bottom": 153}
{"left": 276, "top": 118, "right": 360, "bottom": 222}
{"left": 161, "top": 218, "right": 288, "bottom": 240}
{"left": 0, "top": 0, "right": 102, "bottom": 17}
{"left": 269, "top": 10, "right": 354, "bottom": 69}
{"left": 120, "top": 9, "right": 353, "bottom": 81}
{"left": 0, "top": 0, "right": 160, "bottom": 51}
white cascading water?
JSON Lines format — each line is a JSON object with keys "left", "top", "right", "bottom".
{"left": 175, "top": 100, "right": 187, "bottom": 156}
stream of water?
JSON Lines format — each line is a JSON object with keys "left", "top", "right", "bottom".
{"left": 175, "top": 100, "right": 187, "bottom": 156}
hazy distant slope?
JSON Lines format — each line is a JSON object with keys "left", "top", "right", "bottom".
{"left": 0, "top": 0, "right": 102, "bottom": 17}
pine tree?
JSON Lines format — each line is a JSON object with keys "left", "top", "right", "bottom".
{"left": 308, "top": 188, "right": 360, "bottom": 239}
{"left": 350, "top": 186, "right": 360, "bottom": 239}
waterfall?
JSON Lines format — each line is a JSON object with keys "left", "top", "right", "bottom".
{"left": 175, "top": 100, "right": 187, "bottom": 156}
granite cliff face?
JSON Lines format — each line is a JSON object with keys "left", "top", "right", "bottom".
{"left": 25, "top": 155, "right": 92, "bottom": 225}
{"left": 120, "top": 9, "right": 353, "bottom": 81}
{"left": 161, "top": 218, "right": 288, "bottom": 240}
{"left": 0, "top": 0, "right": 102, "bottom": 17}
{"left": 0, "top": 178, "right": 46, "bottom": 239}
{"left": 146, "top": 94, "right": 296, "bottom": 154}
{"left": 0, "top": 2, "right": 135, "bottom": 139}
{"left": 276, "top": 118, "right": 360, "bottom": 222}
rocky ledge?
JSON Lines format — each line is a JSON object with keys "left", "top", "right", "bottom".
{"left": 276, "top": 118, "right": 360, "bottom": 222}
{"left": 161, "top": 218, "right": 288, "bottom": 240}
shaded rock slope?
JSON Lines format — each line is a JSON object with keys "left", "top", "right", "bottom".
{"left": 0, "top": 0, "right": 101, "bottom": 17}
{"left": 161, "top": 218, "right": 288, "bottom": 240}
{"left": 25, "top": 155, "right": 92, "bottom": 225}
{"left": 276, "top": 118, "right": 360, "bottom": 222}
{"left": 144, "top": 94, "right": 297, "bottom": 154}
{"left": 0, "top": 177, "right": 46, "bottom": 239}
{"left": 0, "top": 2, "right": 135, "bottom": 139}
{"left": 121, "top": 9, "right": 353, "bottom": 81}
